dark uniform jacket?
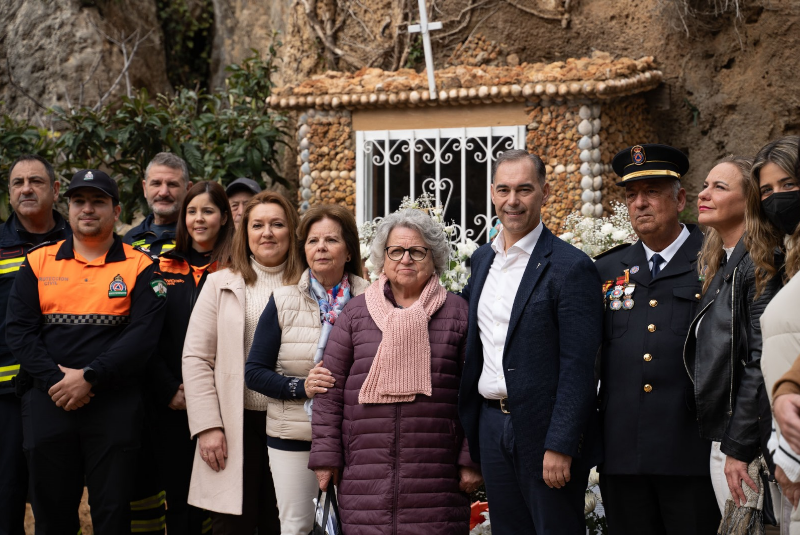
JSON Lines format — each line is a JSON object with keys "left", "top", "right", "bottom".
{"left": 123, "top": 214, "right": 176, "bottom": 258}
{"left": 596, "top": 225, "right": 709, "bottom": 475}
{"left": 6, "top": 235, "right": 167, "bottom": 391}
{"left": 0, "top": 211, "right": 70, "bottom": 394}
{"left": 684, "top": 237, "right": 783, "bottom": 465}
{"left": 459, "top": 226, "right": 604, "bottom": 476}
{"left": 148, "top": 248, "right": 217, "bottom": 407}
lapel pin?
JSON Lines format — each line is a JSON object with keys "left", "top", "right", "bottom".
{"left": 536, "top": 263, "right": 541, "bottom": 269}
{"left": 630, "top": 265, "right": 640, "bottom": 274}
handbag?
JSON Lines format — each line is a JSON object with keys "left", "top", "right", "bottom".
{"left": 309, "top": 485, "right": 343, "bottom": 535}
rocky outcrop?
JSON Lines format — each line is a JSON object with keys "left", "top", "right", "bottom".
{"left": 0, "top": 0, "right": 171, "bottom": 119}
{"left": 209, "top": 0, "right": 293, "bottom": 90}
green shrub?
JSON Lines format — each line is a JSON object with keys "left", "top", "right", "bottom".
{"left": 0, "top": 48, "right": 288, "bottom": 224}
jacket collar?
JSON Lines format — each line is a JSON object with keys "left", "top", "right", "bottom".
{"left": 55, "top": 234, "right": 127, "bottom": 263}
{"left": 620, "top": 224, "right": 703, "bottom": 288}
{"left": 505, "top": 225, "right": 555, "bottom": 346}
{"left": 0, "top": 210, "right": 70, "bottom": 248}
{"left": 298, "top": 268, "right": 370, "bottom": 299}
{"left": 719, "top": 235, "right": 748, "bottom": 281}
{"left": 128, "top": 213, "right": 176, "bottom": 240}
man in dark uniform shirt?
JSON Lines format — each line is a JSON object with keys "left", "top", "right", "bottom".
{"left": 123, "top": 153, "right": 192, "bottom": 257}
{"left": 596, "top": 144, "right": 719, "bottom": 534}
{"left": 0, "top": 155, "right": 71, "bottom": 535}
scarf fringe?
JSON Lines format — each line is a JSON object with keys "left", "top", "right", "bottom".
{"left": 718, "top": 501, "right": 764, "bottom": 535}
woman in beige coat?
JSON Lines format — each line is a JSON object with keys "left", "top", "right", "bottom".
{"left": 245, "top": 204, "right": 368, "bottom": 534}
{"left": 183, "top": 191, "right": 304, "bottom": 534}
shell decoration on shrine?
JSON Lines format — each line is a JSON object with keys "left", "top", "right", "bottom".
{"left": 272, "top": 50, "right": 660, "bottom": 232}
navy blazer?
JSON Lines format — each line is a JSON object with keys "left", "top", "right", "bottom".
{"left": 458, "top": 225, "right": 604, "bottom": 476}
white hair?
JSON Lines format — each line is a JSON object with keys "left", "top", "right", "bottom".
{"left": 369, "top": 209, "right": 450, "bottom": 275}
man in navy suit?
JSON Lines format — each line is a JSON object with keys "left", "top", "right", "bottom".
{"left": 459, "top": 149, "right": 604, "bottom": 534}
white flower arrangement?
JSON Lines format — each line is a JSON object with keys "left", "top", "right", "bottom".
{"left": 359, "top": 193, "right": 480, "bottom": 293}
{"left": 559, "top": 201, "right": 637, "bottom": 258}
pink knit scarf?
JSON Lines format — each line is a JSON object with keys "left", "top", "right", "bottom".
{"left": 359, "top": 273, "right": 447, "bottom": 404}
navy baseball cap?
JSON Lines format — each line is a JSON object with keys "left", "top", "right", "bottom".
{"left": 226, "top": 177, "right": 261, "bottom": 196}
{"left": 64, "top": 169, "right": 120, "bottom": 202}
{"left": 612, "top": 144, "right": 689, "bottom": 186}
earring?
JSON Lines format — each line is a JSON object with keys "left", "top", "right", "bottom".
{"left": 346, "top": 256, "right": 351, "bottom": 262}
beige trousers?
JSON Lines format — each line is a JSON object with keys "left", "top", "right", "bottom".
{"left": 268, "top": 446, "right": 320, "bottom": 535}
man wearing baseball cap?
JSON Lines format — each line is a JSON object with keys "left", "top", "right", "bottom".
{"left": 6, "top": 169, "right": 168, "bottom": 533}
{"left": 225, "top": 177, "right": 261, "bottom": 230}
{"left": 595, "top": 145, "right": 718, "bottom": 534}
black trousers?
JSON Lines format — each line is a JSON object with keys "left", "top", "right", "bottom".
{"left": 150, "top": 405, "right": 209, "bottom": 535}
{"left": 0, "top": 393, "right": 27, "bottom": 535}
{"left": 22, "top": 386, "right": 144, "bottom": 535}
{"left": 479, "top": 402, "right": 589, "bottom": 535}
{"left": 210, "top": 410, "right": 280, "bottom": 535}
{"left": 600, "top": 473, "right": 721, "bottom": 535}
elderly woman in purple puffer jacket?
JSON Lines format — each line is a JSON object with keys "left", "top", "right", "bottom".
{"left": 309, "top": 208, "right": 483, "bottom": 535}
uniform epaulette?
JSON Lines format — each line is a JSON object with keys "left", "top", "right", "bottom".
{"left": 26, "top": 240, "right": 59, "bottom": 254}
{"left": 133, "top": 245, "right": 159, "bottom": 261}
{"left": 593, "top": 242, "right": 632, "bottom": 260}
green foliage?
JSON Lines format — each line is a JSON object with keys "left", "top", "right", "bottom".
{"left": 0, "top": 50, "right": 288, "bottom": 224}
{"left": 156, "top": 0, "right": 214, "bottom": 89}
{"left": 405, "top": 35, "right": 425, "bottom": 69}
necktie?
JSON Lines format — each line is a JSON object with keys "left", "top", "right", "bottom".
{"left": 650, "top": 253, "right": 663, "bottom": 279}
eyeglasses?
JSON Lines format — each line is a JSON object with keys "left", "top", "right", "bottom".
{"left": 385, "top": 246, "right": 429, "bottom": 261}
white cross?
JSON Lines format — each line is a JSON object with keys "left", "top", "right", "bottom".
{"left": 408, "top": 0, "right": 442, "bottom": 99}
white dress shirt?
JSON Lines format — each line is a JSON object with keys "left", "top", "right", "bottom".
{"left": 642, "top": 224, "right": 690, "bottom": 274}
{"left": 477, "top": 223, "right": 543, "bottom": 399}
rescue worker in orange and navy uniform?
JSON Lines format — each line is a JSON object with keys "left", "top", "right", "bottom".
{"left": 6, "top": 169, "right": 168, "bottom": 534}
{"left": 145, "top": 181, "right": 234, "bottom": 535}
{"left": 0, "top": 155, "right": 70, "bottom": 535}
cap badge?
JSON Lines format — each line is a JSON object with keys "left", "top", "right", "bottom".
{"left": 85, "top": 171, "right": 94, "bottom": 180}
{"left": 108, "top": 274, "right": 127, "bottom": 298}
{"left": 631, "top": 145, "right": 646, "bottom": 166}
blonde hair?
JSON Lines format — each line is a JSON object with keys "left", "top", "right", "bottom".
{"left": 229, "top": 191, "right": 303, "bottom": 286}
{"left": 751, "top": 136, "right": 800, "bottom": 280}
{"left": 698, "top": 157, "right": 752, "bottom": 294}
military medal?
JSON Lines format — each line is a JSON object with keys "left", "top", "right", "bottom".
{"left": 610, "top": 299, "right": 623, "bottom": 311}
{"left": 622, "top": 298, "right": 634, "bottom": 310}
{"left": 622, "top": 283, "right": 635, "bottom": 310}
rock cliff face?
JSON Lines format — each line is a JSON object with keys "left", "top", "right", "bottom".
{"left": 0, "top": 0, "right": 171, "bottom": 119}
{"left": 2, "top": 0, "right": 799, "bottom": 206}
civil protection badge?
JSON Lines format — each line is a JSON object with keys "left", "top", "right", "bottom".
{"left": 108, "top": 274, "right": 127, "bottom": 298}
{"left": 85, "top": 171, "right": 94, "bottom": 180}
{"left": 150, "top": 279, "right": 168, "bottom": 298}
{"left": 631, "top": 145, "right": 646, "bottom": 165}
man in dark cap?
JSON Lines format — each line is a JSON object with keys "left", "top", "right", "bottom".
{"left": 225, "top": 177, "right": 261, "bottom": 230}
{"left": 6, "top": 169, "right": 168, "bottom": 534}
{"left": 595, "top": 144, "right": 719, "bottom": 534}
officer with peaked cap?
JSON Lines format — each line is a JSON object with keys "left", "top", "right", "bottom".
{"left": 595, "top": 145, "right": 720, "bottom": 534}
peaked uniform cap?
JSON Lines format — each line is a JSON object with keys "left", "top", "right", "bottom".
{"left": 612, "top": 144, "right": 689, "bottom": 186}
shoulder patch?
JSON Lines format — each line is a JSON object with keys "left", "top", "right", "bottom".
{"left": 150, "top": 279, "right": 168, "bottom": 298}
{"left": 593, "top": 242, "right": 632, "bottom": 261}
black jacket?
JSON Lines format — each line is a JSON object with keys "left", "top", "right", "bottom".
{"left": 684, "top": 237, "right": 783, "bottom": 464}
{"left": 0, "top": 211, "right": 70, "bottom": 394}
{"left": 596, "top": 225, "right": 711, "bottom": 476}
{"left": 147, "top": 248, "right": 216, "bottom": 407}
{"left": 123, "top": 214, "right": 176, "bottom": 259}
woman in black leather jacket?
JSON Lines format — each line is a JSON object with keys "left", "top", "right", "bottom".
{"left": 684, "top": 156, "right": 784, "bottom": 516}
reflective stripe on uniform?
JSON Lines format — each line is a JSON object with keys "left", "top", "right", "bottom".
{"left": 0, "top": 256, "right": 24, "bottom": 274}
{"left": 0, "top": 364, "right": 20, "bottom": 382}
{"left": 160, "top": 243, "right": 176, "bottom": 252}
{"left": 202, "top": 517, "right": 212, "bottom": 534}
{"left": 44, "top": 314, "right": 130, "bottom": 326}
{"left": 130, "top": 490, "right": 166, "bottom": 511}
{"left": 131, "top": 516, "right": 166, "bottom": 533}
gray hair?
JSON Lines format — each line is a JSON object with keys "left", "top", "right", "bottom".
{"left": 369, "top": 208, "right": 450, "bottom": 275}
{"left": 491, "top": 149, "right": 547, "bottom": 186}
{"left": 145, "top": 152, "right": 190, "bottom": 184}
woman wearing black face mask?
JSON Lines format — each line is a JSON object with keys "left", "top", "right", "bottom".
{"left": 754, "top": 136, "right": 800, "bottom": 526}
